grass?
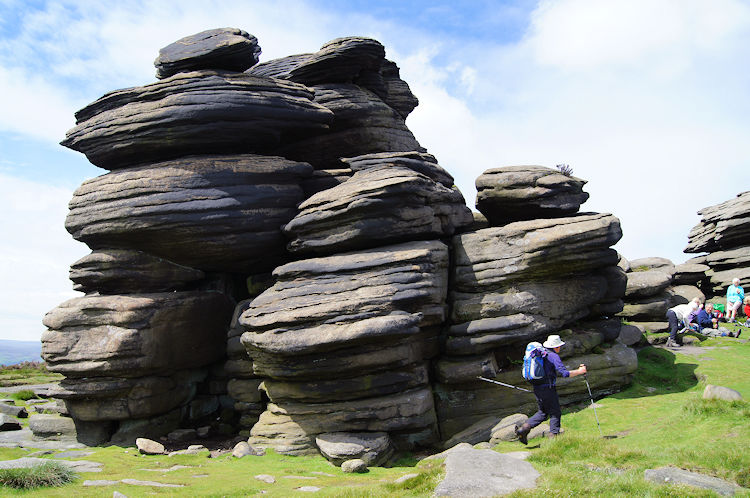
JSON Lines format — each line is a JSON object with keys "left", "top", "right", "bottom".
{"left": 0, "top": 461, "right": 76, "bottom": 489}
{"left": 1, "top": 339, "right": 749, "bottom": 496}
{"left": 0, "top": 362, "right": 62, "bottom": 388}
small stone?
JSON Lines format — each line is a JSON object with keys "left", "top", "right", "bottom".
{"left": 703, "top": 385, "right": 743, "bottom": 401}
{"left": 255, "top": 474, "right": 276, "bottom": 484}
{"left": 196, "top": 426, "right": 211, "bottom": 438}
{"left": 297, "top": 486, "right": 321, "bottom": 492}
{"left": 341, "top": 459, "right": 368, "bottom": 473}
{"left": 233, "top": 441, "right": 252, "bottom": 458}
{"left": 394, "top": 473, "right": 419, "bottom": 483}
{"left": 644, "top": 467, "right": 740, "bottom": 495}
{"left": 0, "top": 414, "right": 22, "bottom": 431}
{"left": 0, "top": 404, "right": 27, "bottom": 418}
{"left": 136, "top": 438, "right": 165, "bottom": 455}
{"left": 121, "top": 478, "right": 184, "bottom": 487}
{"left": 113, "top": 492, "right": 128, "bottom": 498}
{"left": 83, "top": 480, "right": 119, "bottom": 486}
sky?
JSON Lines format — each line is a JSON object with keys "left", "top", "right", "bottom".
{"left": 1, "top": 0, "right": 750, "bottom": 342}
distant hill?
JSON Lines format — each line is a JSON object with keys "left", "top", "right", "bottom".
{"left": 0, "top": 340, "right": 42, "bottom": 365}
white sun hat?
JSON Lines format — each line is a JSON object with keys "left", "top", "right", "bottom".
{"left": 543, "top": 335, "right": 565, "bottom": 349}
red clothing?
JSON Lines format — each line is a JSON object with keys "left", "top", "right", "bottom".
{"left": 745, "top": 304, "right": 750, "bottom": 317}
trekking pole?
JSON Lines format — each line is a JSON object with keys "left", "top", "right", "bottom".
{"left": 583, "top": 374, "right": 603, "bottom": 437}
{"left": 476, "top": 376, "right": 531, "bottom": 393}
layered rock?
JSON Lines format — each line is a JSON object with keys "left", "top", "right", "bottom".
{"left": 249, "top": 37, "right": 423, "bottom": 169}
{"left": 65, "top": 154, "right": 313, "bottom": 273}
{"left": 240, "top": 241, "right": 447, "bottom": 453}
{"left": 618, "top": 257, "right": 704, "bottom": 330}
{"left": 155, "top": 28, "right": 261, "bottom": 79}
{"left": 283, "top": 152, "right": 473, "bottom": 255}
{"left": 61, "top": 72, "right": 333, "bottom": 169}
{"left": 475, "top": 166, "right": 589, "bottom": 225}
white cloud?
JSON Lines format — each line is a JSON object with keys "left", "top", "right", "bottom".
{"left": 0, "top": 173, "right": 86, "bottom": 341}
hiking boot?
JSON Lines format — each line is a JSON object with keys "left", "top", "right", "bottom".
{"left": 666, "top": 338, "right": 681, "bottom": 348}
{"left": 736, "top": 330, "right": 742, "bottom": 338}
{"left": 515, "top": 423, "right": 531, "bottom": 445}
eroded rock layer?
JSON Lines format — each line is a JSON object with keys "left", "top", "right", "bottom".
{"left": 65, "top": 154, "right": 312, "bottom": 273}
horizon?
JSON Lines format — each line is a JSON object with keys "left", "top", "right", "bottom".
{"left": 1, "top": 0, "right": 750, "bottom": 341}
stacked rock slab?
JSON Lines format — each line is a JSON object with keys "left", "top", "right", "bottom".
{"left": 434, "top": 166, "right": 636, "bottom": 438}
{"left": 248, "top": 37, "right": 423, "bottom": 173}
{"left": 240, "top": 152, "right": 473, "bottom": 455}
{"left": 43, "top": 28, "right": 339, "bottom": 445}
{"left": 617, "top": 257, "right": 705, "bottom": 334}
{"left": 685, "top": 191, "right": 750, "bottom": 296}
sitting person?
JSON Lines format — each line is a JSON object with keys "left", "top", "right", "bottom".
{"left": 744, "top": 297, "right": 750, "bottom": 327}
{"left": 696, "top": 302, "right": 719, "bottom": 331}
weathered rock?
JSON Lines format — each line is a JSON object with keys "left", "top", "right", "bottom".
{"left": 624, "top": 271, "right": 672, "bottom": 299}
{"left": 232, "top": 441, "right": 252, "bottom": 458}
{"left": 627, "top": 321, "right": 669, "bottom": 333}
{"left": 136, "top": 437, "right": 165, "bottom": 455}
{"left": 343, "top": 151, "right": 455, "bottom": 187}
{"left": 302, "top": 168, "right": 352, "bottom": 197}
{"left": 275, "top": 84, "right": 423, "bottom": 170}
{"left": 65, "top": 155, "right": 313, "bottom": 273}
{"left": 70, "top": 249, "right": 205, "bottom": 294}
{"left": 61, "top": 71, "right": 333, "bottom": 169}
{"left": 447, "top": 214, "right": 622, "bottom": 355}
{"left": 0, "top": 404, "right": 27, "bottom": 418}
{"left": 255, "top": 474, "right": 276, "bottom": 483}
{"left": 0, "top": 457, "right": 102, "bottom": 472}
{"left": 618, "top": 324, "right": 644, "bottom": 346}
{"left": 42, "top": 292, "right": 232, "bottom": 377}
{"left": 475, "top": 166, "right": 589, "bottom": 225}
{"left": 434, "top": 445, "right": 540, "bottom": 496}
{"left": 668, "top": 285, "right": 704, "bottom": 307}
{"left": 316, "top": 432, "right": 393, "bottom": 466}
{"left": 0, "top": 414, "right": 21, "bottom": 431}
{"left": 227, "top": 379, "right": 263, "bottom": 403}
{"left": 618, "top": 293, "right": 671, "bottom": 321}
{"left": 644, "top": 467, "right": 741, "bottom": 496}
{"left": 341, "top": 458, "right": 368, "bottom": 473}
{"left": 167, "top": 429, "right": 197, "bottom": 443}
{"left": 702, "top": 385, "right": 743, "bottom": 401}
{"left": 673, "top": 263, "right": 709, "bottom": 285}
{"left": 28, "top": 415, "right": 76, "bottom": 439}
{"left": 686, "top": 191, "right": 750, "bottom": 253}
{"left": 617, "top": 254, "right": 630, "bottom": 272}
{"left": 155, "top": 28, "right": 261, "bottom": 79}
{"left": 283, "top": 160, "right": 471, "bottom": 255}
{"left": 442, "top": 416, "right": 501, "bottom": 449}
{"left": 629, "top": 257, "right": 675, "bottom": 276}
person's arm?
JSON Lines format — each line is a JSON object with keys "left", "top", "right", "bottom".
{"left": 548, "top": 354, "right": 587, "bottom": 378}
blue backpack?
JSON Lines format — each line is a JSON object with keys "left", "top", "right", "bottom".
{"left": 522, "top": 342, "right": 546, "bottom": 381}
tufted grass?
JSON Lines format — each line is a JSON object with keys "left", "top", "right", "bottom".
{"left": 0, "top": 461, "right": 76, "bottom": 489}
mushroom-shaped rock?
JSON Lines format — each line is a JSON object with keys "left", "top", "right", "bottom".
{"left": 61, "top": 72, "right": 333, "bottom": 169}
{"left": 475, "top": 166, "right": 589, "bottom": 225}
{"left": 65, "top": 155, "right": 312, "bottom": 273}
{"left": 686, "top": 191, "right": 750, "bottom": 253}
{"left": 316, "top": 432, "right": 393, "bottom": 466}
{"left": 155, "top": 28, "right": 261, "bottom": 79}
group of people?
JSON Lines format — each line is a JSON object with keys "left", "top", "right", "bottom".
{"left": 665, "top": 277, "right": 746, "bottom": 347}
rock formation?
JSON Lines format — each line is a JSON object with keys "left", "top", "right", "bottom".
{"left": 43, "top": 29, "right": 638, "bottom": 457}
{"left": 685, "top": 191, "right": 750, "bottom": 295}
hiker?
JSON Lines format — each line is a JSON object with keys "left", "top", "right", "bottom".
{"left": 665, "top": 297, "right": 700, "bottom": 347}
{"left": 744, "top": 297, "right": 750, "bottom": 327}
{"left": 726, "top": 278, "right": 744, "bottom": 323}
{"left": 515, "top": 335, "right": 587, "bottom": 444}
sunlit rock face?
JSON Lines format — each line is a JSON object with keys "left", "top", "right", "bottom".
{"left": 685, "top": 192, "right": 750, "bottom": 295}
{"left": 46, "top": 29, "right": 638, "bottom": 453}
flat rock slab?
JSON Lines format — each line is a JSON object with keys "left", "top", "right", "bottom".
{"left": 434, "top": 445, "right": 540, "bottom": 496}
{"left": 644, "top": 467, "right": 741, "bottom": 496}
{"left": 0, "top": 428, "right": 84, "bottom": 450}
{"left": 121, "top": 478, "right": 184, "bottom": 487}
{"left": 0, "top": 457, "right": 102, "bottom": 473}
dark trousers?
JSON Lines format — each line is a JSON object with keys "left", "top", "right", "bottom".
{"left": 666, "top": 309, "right": 681, "bottom": 341}
{"left": 527, "top": 384, "right": 562, "bottom": 434}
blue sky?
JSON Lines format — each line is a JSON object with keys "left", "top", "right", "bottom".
{"left": 2, "top": 0, "right": 750, "bottom": 341}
